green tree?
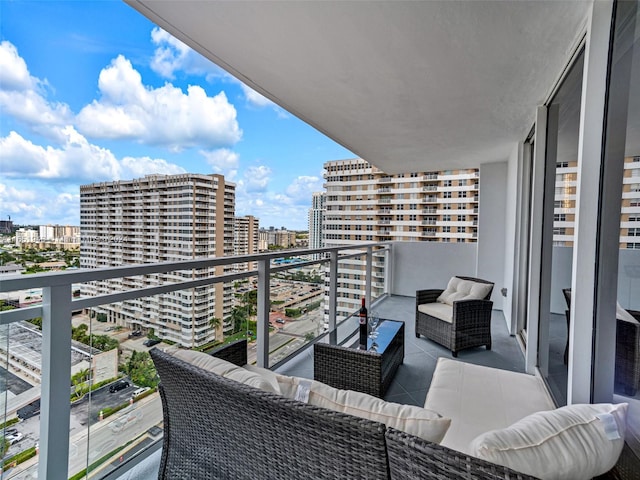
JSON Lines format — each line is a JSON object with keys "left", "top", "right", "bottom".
{"left": 71, "top": 368, "right": 91, "bottom": 400}
{"left": 126, "top": 351, "right": 158, "bottom": 388}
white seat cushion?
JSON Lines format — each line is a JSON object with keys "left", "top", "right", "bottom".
{"left": 276, "top": 374, "right": 451, "bottom": 444}
{"left": 470, "top": 402, "right": 628, "bottom": 480}
{"left": 418, "top": 302, "right": 453, "bottom": 323}
{"left": 437, "top": 277, "right": 493, "bottom": 305}
{"left": 424, "top": 357, "right": 555, "bottom": 454}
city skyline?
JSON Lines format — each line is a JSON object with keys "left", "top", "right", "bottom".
{"left": 0, "top": 1, "right": 353, "bottom": 230}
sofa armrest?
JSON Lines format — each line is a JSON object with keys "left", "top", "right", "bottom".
{"left": 209, "top": 339, "right": 247, "bottom": 366}
{"left": 385, "top": 427, "right": 538, "bottom": 480}
{"left": 416, "top": 289, "right": 444, "bottom": 305}
{"left": 452, "top": 299, "right": 493, "bottom": 328}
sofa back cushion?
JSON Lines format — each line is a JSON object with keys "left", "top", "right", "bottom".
{"left": 168, "top": 348, "right": 281, "bottom": 394}
{"left": 470, "top": 402, "right": 628, "bottom": 480}
{"left": 437, "top": 276, "right": 493, "bottom": 306}
{"left": 276, "top": 375, "right": 451, "bottom": 444}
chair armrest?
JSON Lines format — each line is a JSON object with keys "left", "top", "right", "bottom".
{"left": 209, "top": 339, "right": 247, "bottom": 366}
{"left": 452, "top": 299, "right": 494, "bottom": 328}
{"left": 416, "top": 289, "right": 444, "bottom": 305}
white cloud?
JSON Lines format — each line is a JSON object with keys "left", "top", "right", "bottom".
{"left": 0, "top": 129, "right": 185, "bottom": 182}
{"left": 150, "top": 27, "right": 228, "bottom": 81}
{"left": 0, "top": 41, "right": 72, "bottom": 139}
{"left": 239, "top": 165, "right": 271, "bottom": 193}
{"left": 200, "top": 148, "right": 239, "bottom": 180}
{"left": 240, "top": 84, "right": 273, "bottom": 108}
{"left": 120, "top": 156, "right": 187, "bottom": 178}
{"left": 286, "top": 176, "right": 323, "bottom": 200}
{"left": 75, "top": 55, "right": 242, "bottom": 150}
{"left": 0, "top": 182, "right": 80, "bottom": 225}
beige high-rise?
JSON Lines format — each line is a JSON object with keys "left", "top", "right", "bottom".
{"left": 322, "top": 158, "right": 479, "bottom": 320}
{"left": 80, "top": 173, "right": 235, "bottom": 348}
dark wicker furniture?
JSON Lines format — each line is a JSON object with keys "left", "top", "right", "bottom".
{"left": 563, "top": 289, "right": 640, "bottom": 396}
{"left": 314, "top": 319, "right": 405, "bottom": 397}
{"left": 385, "top": 428, "right": 538, "bottom": 480}
{"left": 150, "top": 340, "right": 541, "bottom": 480}
{"left": 415, "top": 276, "right": 494, "bottom": 357}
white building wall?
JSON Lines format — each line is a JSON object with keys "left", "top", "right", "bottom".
{"left": 477, "top": 161, "right": 508, "bottom": 310}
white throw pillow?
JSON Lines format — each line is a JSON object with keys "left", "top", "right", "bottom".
{"left": 170, "top": 349, "right": 281, "bottom": 394}
{"left": 437, "top": 277, "right": 493, "bottom": 305}
{"left": 470, "top": 403, "right": 628, "bottom": 480}
{"left": 276, "top": 375, "right": 451, "bottom": 444}
{"left": 616, "top": 302, "right": 638, "bottom": 324}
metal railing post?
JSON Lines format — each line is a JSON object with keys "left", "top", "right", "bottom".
{"left": 39, "top": 284, "right": 72, "bottom": 479}
{"left": 365, "top": 246, "right": 373, "bottom": 307}
{"left": 256, "top": 258, "right": 270, "bottom": 368}
{"left": 328, "top": 251, "right": 338, "bottom": 344}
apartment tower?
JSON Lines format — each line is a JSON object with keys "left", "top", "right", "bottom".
{"left": 233, "top": 215, "right": 260, "bottom": 272}
{"left": 322, "top": 158, "right": 479, "bottom": 319}
{"left": 80, "top": 173, "right": 235, "bottom": 348}
{"left": 308, "top": 192, "right": 325, "bottom": 260}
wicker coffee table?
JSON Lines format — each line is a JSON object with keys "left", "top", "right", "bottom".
{"left": 313, "top": 320, "right": 405, "bottom": 397}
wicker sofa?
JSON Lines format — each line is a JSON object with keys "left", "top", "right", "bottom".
{"left": 149, "top": 340, "right": 537, "bottom": 480}
{"left": 415, "top": 276, "right": 494, "bottom": 356}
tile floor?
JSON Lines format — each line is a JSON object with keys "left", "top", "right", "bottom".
{"left": 275, "top": 294, "right": 528, "bottom": 406}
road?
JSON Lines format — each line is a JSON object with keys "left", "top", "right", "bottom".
{"left": 247, "top": 308, "right": 326, "bottom": 365}
{"left": 67, "top": 394, "right": 162, "bottom": 477}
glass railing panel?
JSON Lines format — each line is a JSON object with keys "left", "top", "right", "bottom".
{"left": 267, "top": 261, "right": 326, "bottom": 368}
{"left": 1, "top": 313, "right": 43, "bottom": 479}
{"left": 68, "top": 298, "right": 163, "bottom": 480}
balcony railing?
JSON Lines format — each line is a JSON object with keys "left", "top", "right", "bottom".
{"left": 0, "top": 243, "right": 389, "bottom": 479}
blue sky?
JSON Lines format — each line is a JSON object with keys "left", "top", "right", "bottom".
{"left": 0, "top": 1, "right": 354, "bottom": 230}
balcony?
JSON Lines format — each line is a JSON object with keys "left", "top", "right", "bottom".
{"left": 0, "top": 242, "right": 531, "bottom": 479}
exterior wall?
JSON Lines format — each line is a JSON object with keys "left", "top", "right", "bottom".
{"left": 390, "top": 242, "right": 478, "bottom": 297}
{"left": 477, "top": 161, "right": 508, "bottom": 310}
{"left": 79, "top": 173, "right": 235, "bottom": 348}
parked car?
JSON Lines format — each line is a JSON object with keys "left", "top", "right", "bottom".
{"left": 6, "top": 432, "right": 23, "bottom": 445}
{"left": 109, "top": 380, "right": 130, "bottom": 393}
{"left": 143, "top": 338, "right": 161, "bottom": 347}
{"left": 3, "top": 427, "right": 18, "bottom": 436}
{"left": 128, "top": 330, "right": 143, "bottom": 338}
{"left": 132, "top": 387, "right": 150, "bottom": 397}
{"left": 276, "top": 318, "right": 285, "bottom": 324}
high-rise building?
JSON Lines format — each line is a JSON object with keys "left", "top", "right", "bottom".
{"left": 620, "top": 156, "right": 640, "bottom": 249}
{"left": 234, "top": 215, "right": 260, "bottom": 272}
{"left": 322, "top": 158, "right": 479, "bottom": 319}
{"left": 15, "top": 228, "right": 38, "bottom": 246}
{"left": 553, "top": 155, "right": 640, "bottom": 248}
{"left": 308, "top": 192, "right": 325, "bottom": 260}
{"left": 80, "top": 173, "right": 235, "bottom": 348}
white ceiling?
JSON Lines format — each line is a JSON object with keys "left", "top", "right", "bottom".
{"left": 126, "top": 0, "right": 592, "bottom": 174}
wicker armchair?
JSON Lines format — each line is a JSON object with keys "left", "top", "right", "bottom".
{"left": 415, "top": 276, "right": 494, "bottom": 357}
{"left": 563, "top": 289, "right": 640, "bottom": 396}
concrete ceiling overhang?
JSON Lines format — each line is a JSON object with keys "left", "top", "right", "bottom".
{"left": 125, "top": 0, "right": 591, "bottom": 174}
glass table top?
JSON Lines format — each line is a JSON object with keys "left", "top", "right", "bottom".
{"left": 349, "top": 319, "right": 403, "bottom": 354}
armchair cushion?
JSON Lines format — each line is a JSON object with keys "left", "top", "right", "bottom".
{"left": 417, "top": 302, "right": 453, "bottom": 323}
{"left": 437, "top": 277, "right": 493, "bottom": 306}
{"left": 470, "top": 402, "right": 628, "bottom": 480}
